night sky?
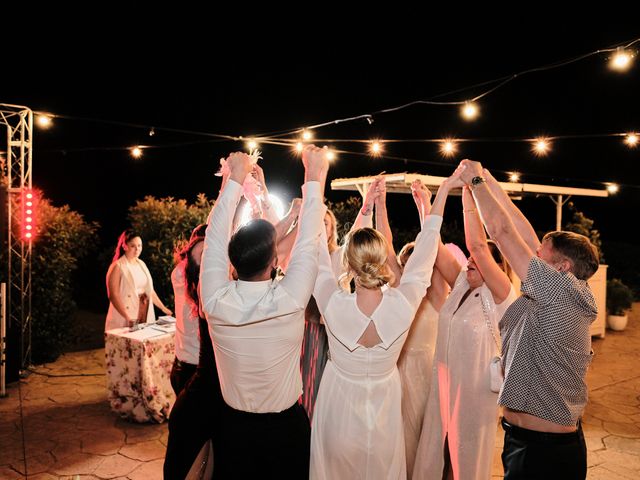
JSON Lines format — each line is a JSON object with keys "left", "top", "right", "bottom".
{"left": 3, "top": 17, "right": 639, "bottom": 305}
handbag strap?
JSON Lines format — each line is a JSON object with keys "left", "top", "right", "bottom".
{"left": 479, "top": 294, "right": 501, "bottom": 356}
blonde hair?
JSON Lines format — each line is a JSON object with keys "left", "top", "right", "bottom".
{"left": 397, "top": 242, "right": 416, "bottom": 269}
{"left": 341, "top": 228, "right": 395, "bottom": 289}
{"left": 325, "top": 209, "right": 339, "bottom": 253}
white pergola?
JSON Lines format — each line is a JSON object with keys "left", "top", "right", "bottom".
{"left": 331, "top": 173, "right": 609, "bottom": 230}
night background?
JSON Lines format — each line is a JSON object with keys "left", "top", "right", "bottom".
{"left": 3, "top": 17, "right": 639, "bottom": 314}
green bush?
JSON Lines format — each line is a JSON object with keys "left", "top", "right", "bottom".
{"left": 31, "top": 198, "right": 99, "bottom": 363}
{"left": 127, "top": 194, "right": 213, "bottom": 306}
{"left": 606, "top": 278, "right": 634, "bottom": 316}
{"left": 564, "top": 202, "right": 605, "bottom": 263}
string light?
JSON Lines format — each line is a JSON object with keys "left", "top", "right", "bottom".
{"left": 440, "top": 139, "right": 457, "bottom": 157}
{"left": 246, "top": 140, "right": 258, "bottom": 151}
{"left": 461, "top": 102, "right": 479, "bottom": 121}
{"left": 370, "top": 141, "right": 383, "bottom": 156}
{"left": 509, "top": 172, "right": 520, "bottom": 182}
{"left": 606, "top": 183, "right": 619, "bottom": 194}
{"left": 610, "top": 47, "right": 634, "bottom": 72}
{"left": 131, "top": 147, "right": 143, "bottom": 158}
{"left": 295, "top": 142, "right": 304, "bottom": 153}
{"left": 325, "top": 150, "right": 336, "bottom": 161}
{"left": 302, "top": 130, "right": 313, "bottom": 141}
{"left": 532, "top": 137, "right": 551, "bottom": 156}
{"left": 625, "top": 133, "right": 638, "bottom": 147}
{"left": 36, "top": 115, "right": 52, "bottom": 129}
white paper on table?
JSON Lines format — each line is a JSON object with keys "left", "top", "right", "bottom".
{"left": 149, "top": 323, "right": 177, "bottom": 334}
{"left": 118, "top": 326, "right": 169, "bottom": 341}
{"left": 156, "top": 315, "right": 176, "bottom": 325}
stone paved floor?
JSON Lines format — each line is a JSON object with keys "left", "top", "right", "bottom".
{"left": 1, "top": 303, "right": 639, "bottom": 479}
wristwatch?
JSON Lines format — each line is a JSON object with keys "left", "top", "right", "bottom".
{"left": 470, "top": 175, "right": 486, "bottom": 189}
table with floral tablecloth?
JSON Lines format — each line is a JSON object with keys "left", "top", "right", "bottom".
{"left": 105, "top": 325, "right": 176, "bottom": 423}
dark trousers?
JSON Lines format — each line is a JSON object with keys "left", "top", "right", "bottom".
{"left": 169, "top": 357, "right": 198, "bottom": 396}
{"left": 214, "top": 402, "right": 311, "bottom": 480}
{"left": 164, "top": 370, "right": 223, "bottom": 480}
{"left": 501, "top": 417, "right": 587, "bottom": 480}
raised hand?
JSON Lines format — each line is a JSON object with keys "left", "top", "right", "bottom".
{"left": 302, "top": 144, "right": 329, "bottom": 184}
{"left": 252, "top": 164, "right": 268, "bottom": 197}
{"left": 458, "top": 159, "right": 483, "bottom": 184}
{"left": 444, "top": 164, "right": 467, "bottom": 190}
{"left": 411, "top": 179, "right": 432, "bottom": 209}
{"left": 373, "top": 177, "right": 387, "bottom": 208}
{"left": 362, "top": 177, "right": 382, "bottom": 215}
{"left": 288, "top": 197, "right": 302, "bottom": 217}
{"left": 226, "top": 152, "right": 253, "bottom": 185}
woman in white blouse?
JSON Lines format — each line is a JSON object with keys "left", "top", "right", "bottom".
{"left": 105, "top": 229, "right": 172, "bottom": 331}
{"left": 309, "top": 172, "right": 462, "bottom": 480}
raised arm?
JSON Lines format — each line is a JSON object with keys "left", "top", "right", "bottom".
{"left": 275, "top": 197, "right": 301, "bottom": 241}
{"left": 462, "top": 186, "right": 511, "bottom": 303}
{"left": 395, "top": 172, "right": 463, "bottom": 307}
{"left": 352, "top": 181, "right": 377, "bottom": 230}
{"left": 279, "top": 145, "right": 328, "bottom": 306}
{"left": 275, "top": 198, "right": 302, "bottom": 272}
{"left": 253, "top": 164, "right": 282, "bottom": 226}
{"left": 411, "top": 179, "right": 431, "bottom": 227}
{"left": 459, "top": 159, "right": 535, "bottom": 281}
{"left": 200, "top": 152, "right": 252, "bottom": 315}
{"left": 483, "top": 168, "right": 540, "bottom": 253}
{"left": 373, "top": 177, "right": 403, "bottom": 287}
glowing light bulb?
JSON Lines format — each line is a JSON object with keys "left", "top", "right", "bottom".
{"left": 370, "top": 141, "right": 382, "bottom": 156}
{"left": 131, "top": 147, "right": 143, "bottom": 158}
{"left": 246, "top": 140, "right": 258, "bottom": 151}
{"left": 606, "top": 184, "right": 619, "bottom": 194}
{"left": 509, "top": 172, "right": 520, "bottom": 182}
{"left": 461, "top": 102, "right": 479, "bottom": 121}
{"left": 610, "top": 48, "right": 634, "bottom": 72}
{"left": 624, "top": 133, "right": 638, "bottom": 147}
{"left": 302, "top": 130, "right": 313, "bottom": 141}
{"left": 295, "top": 142, "right": 304, "bottom": 153}
{"left": 532, "top": 138, "right": 550, "bottom": 156}
{"left": 326, "top": 150, "right": 336, "bottom": 161}
{"left": 440, "top": 140, "right": 457, "bottom": 157}
{"left": 36, "top": 115, "right": 52, "bottom": 128}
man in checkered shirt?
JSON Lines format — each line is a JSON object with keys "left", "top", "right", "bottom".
{"left": 458, "top": 159, "right": 599, "bottom": 480}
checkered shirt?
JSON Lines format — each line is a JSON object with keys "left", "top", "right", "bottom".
{"left": 498, "top": 256, "right": 597, "bottom": 426}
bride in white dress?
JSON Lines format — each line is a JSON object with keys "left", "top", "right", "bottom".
{"left": 309, "top": 172, "right": 462, "bottom": 480}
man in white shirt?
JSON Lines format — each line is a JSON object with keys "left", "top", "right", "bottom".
{"left": 200, "top": 145, "right": 328, "bottom": 478}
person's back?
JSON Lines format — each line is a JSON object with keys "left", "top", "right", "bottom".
{"left": 199, "top": 147, "right": 329, "bottom": 478}
{"left": 309, "top": 173, "right": 459, "bottom": 480}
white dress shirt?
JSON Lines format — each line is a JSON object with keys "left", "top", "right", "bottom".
{"left": 171, "top": 263, "right": 200, "bottom": 365}
{"left": 200, "top": 179, "right": 326, "bottom": 413}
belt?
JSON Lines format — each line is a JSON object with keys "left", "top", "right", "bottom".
{"left": 174, "top": 357, "right": 197, "bottom": 369}
{"left": 501, "top": 418, "right": 582, "bottom": 444}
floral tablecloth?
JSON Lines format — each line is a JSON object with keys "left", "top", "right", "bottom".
{"left": 105, "top": 326, "right": 176, "bottom": 423}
